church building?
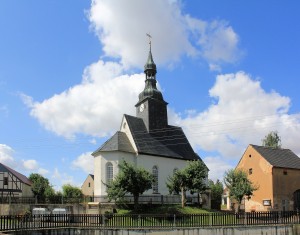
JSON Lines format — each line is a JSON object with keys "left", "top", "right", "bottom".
{"left": 92, "top": 45, "right": 209, "bottom": 205}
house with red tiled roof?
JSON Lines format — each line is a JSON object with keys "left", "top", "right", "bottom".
{"left": 0, "top": 162, "right": 33, "bottom": 199}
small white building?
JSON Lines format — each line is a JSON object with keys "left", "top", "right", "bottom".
{"left": 92, "top": 46, "right": 209, "bottom": 207}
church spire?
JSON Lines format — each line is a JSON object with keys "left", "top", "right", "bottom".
{"left": 135, "top": 36, "right": 168, "bottom": 132}
{"left": 138, "top": 37, "right": 163, "bottom": 102}
{"left": 144, "top": 34, "right": 157, "bottom": 79}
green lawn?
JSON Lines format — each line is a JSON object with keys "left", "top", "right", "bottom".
{"left": 116, "top": 205, "right": 210, "bottom": 215}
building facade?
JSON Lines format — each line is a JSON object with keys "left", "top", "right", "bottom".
{"left": 92, "top": 46, "right": 210, "bottom": 207}
{"left": 0, "top": 163, "right": 33, "bottom": 199}
{"left": 235, "top": 144, "right": 300, "bottom": 211}
{"left": 81, "top": 174, "right": 94, "bottom": 196}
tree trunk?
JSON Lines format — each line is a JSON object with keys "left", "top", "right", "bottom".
{"left": 133, "top": 194, "right": 139, "bottom": 211}
{"left": 181, "top": 187, "right": 186, "bottom": 208}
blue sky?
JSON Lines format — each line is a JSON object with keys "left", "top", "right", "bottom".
{"left": 1, "top": 0, "right": 300, "bottom": 191}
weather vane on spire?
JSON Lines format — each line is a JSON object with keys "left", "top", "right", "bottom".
{"left": 146, "top": 33, "right": 152, "bottom": 51}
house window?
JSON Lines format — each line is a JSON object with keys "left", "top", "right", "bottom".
{"left": 152, "top": 166, "right": 158, "bottom": 194}
{"left": 88, "top": 182, "right": 91, "bottom": 187}
{"left": 249, "top": 154, "right": 252, "bottom": 158}
{"left": 249, "top": 168, "right": 253, "bottom": 175}
{"left": 106, "top": 162, "right": 113, "bottom": 187}
{"left": 4, "top": 177, "right": 8, "bottom": 186}
{"left": 283, "top": 170, "right": 288, "bottom": 175}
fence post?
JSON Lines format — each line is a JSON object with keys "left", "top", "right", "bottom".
{"left": 173, "top": 214, "right": 176, "bottom": 227}
{"left": 138, "top": 215, "right": 141, "bottom": 228}
{"left": 244, "top": 212, "right": 247, "bottom": 225}
{"left": 102, "top": 214, "right": 106, "bottom": 227}
{"left": 278, "top": 211, "right": 282, "bottom": 224}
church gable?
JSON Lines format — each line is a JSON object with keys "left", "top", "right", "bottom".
{"left": 92, "top": 131, "right": 135, "bottom": 155}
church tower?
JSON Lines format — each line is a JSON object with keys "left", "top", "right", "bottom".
{"left": 135, "top": 44, "right": 168, "bottom": 132}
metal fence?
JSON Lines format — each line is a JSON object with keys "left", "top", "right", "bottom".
{"left": 1, "top": 211, "right": 300, "bottom": 232}
{"left": 0, "top": 194, "right": 199, "bottom": 205}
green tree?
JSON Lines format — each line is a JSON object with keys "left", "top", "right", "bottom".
{"left": 29, "top": 173, "right": 53, "bottom": 202}
{"left": 44, "top": 186, "right": 56, "bottom": 203}
{"left": 262, "top": 131, "right": 281, "bottom": 148}
{"left": 224, "top": 169, "right": 258, "bottom": 212}
{"left": 167, "top": 160, "right": 208, "bottom": 208}
{"left": 106, "top": 160, "right": 154, "bottom": 210}
{"left": 62, "top": 184, "right": 83, "bottom": 203}
{"left": 209, "top": 179, "right": 223, "bottom": 210}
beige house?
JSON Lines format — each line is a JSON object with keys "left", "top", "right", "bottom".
{"left": 0, "top": 162, "right": 33, "bottom": 199}
{"left": 235, "top": 144, "right": 300, "bottom": 212}
{"left": 81, "top": 174, "right": 94, "bottom": 196}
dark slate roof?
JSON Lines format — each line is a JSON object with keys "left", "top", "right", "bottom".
{"left": 251, "top": 144, "right": 300, "bottom": 169}
{"left": 92, "top": 131, "right": 135, "bottom": 155}
{"left": 124, "top": 114, "right": 200, "bottom": 161}
{"left": 0, "top": 162, "right": 32, "bottom": 186}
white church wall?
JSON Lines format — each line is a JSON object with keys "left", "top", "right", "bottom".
{"left": 120, "top": 118, "right": 137, "bottom": 152}
{"left": 137, "top": 155, "right": 188, "bottom": 195}
{"left": 94, "top": 151, "right": 136, "bottom": 196}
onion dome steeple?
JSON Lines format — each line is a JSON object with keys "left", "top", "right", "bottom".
{"left": 135, "top": 36, "right": 168, "bottom": 132}
{"left": 138, "top": 42, "right": 164, "bottom": 102}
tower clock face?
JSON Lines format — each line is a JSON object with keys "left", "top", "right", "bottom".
{"left": 139, "top": 103, "right": 145, "bottom": 112}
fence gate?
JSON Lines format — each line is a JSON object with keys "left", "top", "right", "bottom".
{"left": 293, "top": 189, "right": 300, "bottom": 210}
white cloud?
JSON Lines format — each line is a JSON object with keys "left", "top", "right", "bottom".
{"left": 175, "top": 71, "right": 300, "bottom": 160}
{"left": 0, "top": 144, "right": 15, "bottom": 167}
{"left": 186, "top": 17, "right": 242, "bottom": 65}
{"left": 23, "top": 1, "right": 242, "bottom": 139}
{"left": 72, "top": 152, "right": 94, "bottom": 174}
{"left": 0, "top": 144, "right": 49, "bottom": 176}
{"left": 89, "top": 0, "right": 195, "bottom": 68}
{"left": 204, "top": 156, "right": 233, "bottom": 182}
{"left": 26, "top": 60, "right": 144, "bottom": 138}
{"left": 38, "top": 168, "right": 49, "bottom": 176}
{"left": 22, "top": 159, "right": 39, "bottom": 171}
{"left": 88, "top": 0, "right": 241, "bottom": 68}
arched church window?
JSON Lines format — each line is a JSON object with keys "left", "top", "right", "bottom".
{"left": 106, "top": 162, "right": 113, "bottom": 188}
{"left": 152, "top": 166, "right": 159, "bottom": 194}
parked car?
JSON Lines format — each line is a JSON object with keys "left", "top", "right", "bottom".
{"left": 32, "top": 208, "right": 51, "bottom": 221}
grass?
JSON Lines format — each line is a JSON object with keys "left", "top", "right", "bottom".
{"left": 115, "top": 204, "right": 211, "bottom": 215}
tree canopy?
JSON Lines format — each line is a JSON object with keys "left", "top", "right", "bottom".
{"left": 167, "top": 160, "right": 208, "bottom": 208}
{"left": 29, "top": 173, "right": 53, "bottom": 201}
{"left": 262, "top": 131, "right": 281, "bottom": 148}
{"left": 62, "top": 184, "right": 83, "bottom": 203}
{"left": 106, "top": 160, "right": 154, "bottom": 210}
{"left": 224, "top": 169, "right": 258, "bottom": 212}
{"left": 209, "top": 179, "right": 223, "bottom": 210}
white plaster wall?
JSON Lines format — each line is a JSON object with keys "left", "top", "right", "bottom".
{"left": 136, "top": 155, "right": 187, "bottom": 195}
{"left": 94, "top": 151, "right": 136, "bottom": 196}
{"left": 120, "top": 116, "right": 137, "bottom": 152}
